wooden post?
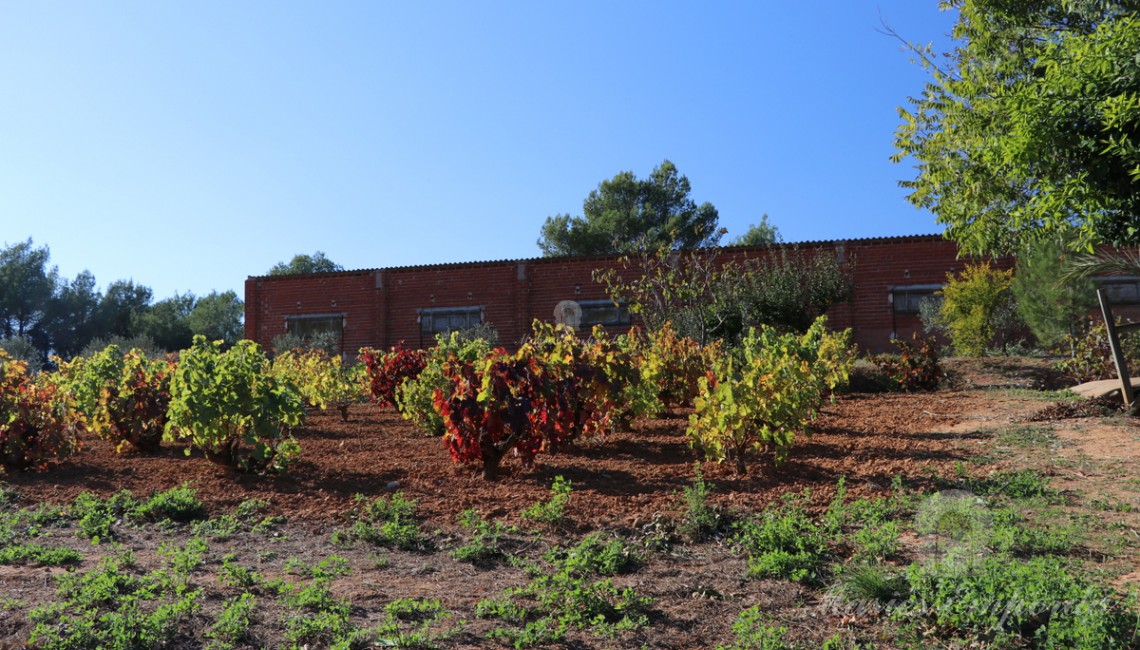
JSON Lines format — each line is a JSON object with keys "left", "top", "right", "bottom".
{"left": 1097, "top": 288, "right": 1136, "bottom": 410}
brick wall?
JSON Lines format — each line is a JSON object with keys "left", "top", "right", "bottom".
{"left": 245, "top": 235, "right": 1007, "bottom": 355}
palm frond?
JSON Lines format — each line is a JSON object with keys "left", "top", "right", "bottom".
{"left": 1061, "top": 249, "right": 1140, "bottom": 281}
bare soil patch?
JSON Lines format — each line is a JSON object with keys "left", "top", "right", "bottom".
{"left": 4, "top": 391, "right": 979, "bottom": 528}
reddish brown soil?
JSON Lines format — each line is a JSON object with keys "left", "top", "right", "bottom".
{"left": 3, "top": 391, "right": 978, "bottom": 528}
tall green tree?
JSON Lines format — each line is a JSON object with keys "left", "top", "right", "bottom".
{"left": 38, "top": 271, "right": 102, "bottom": 359}
{"left": 538, "top": 159, "right": 720, "bottom": 257}
{"left": 1012, "top": 239, "right": 1097, "bottom": 348}
{"left": 187, "top": 290, "right": 244, "bottom": 346}
{"left": 137, "top": 293, "right": 196, "bottom": 352}
{"left": 729, "top": 214, "right": 781, "bottom": 246}
{"left": 893, "top": 0, "right": 1140, "bottom": 255}
{"left": 268, "top": 251, "right": 344, "bottom": 275}
{"left": 96, "top": 280, "right": 153, "bottom": 339}
{"left": 0, "top": 239, "right": 57, "bottom": 339}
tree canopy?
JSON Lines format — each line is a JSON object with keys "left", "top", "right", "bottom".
{"left": 268, "top": 251, "right": 344, "bottom": 275}
{"left": 537, "top": 160, "right": 720, "bottom": 257}
{"left": 729, "top": 215, "right": 781, "bottom": 247}
{"left": 893, "top": 0, "right": 1140, "bottom": 255}
{"left": 0, "top": 239, "right": 246, "bottom": 362}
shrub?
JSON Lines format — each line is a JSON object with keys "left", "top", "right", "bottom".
{"left": 165, "top": 336, "right": 304, "bottom": 472}
{"left": 643, "top": 323, "right": 717, "bottom": 409}
{"left": 0, "top": 351, "right": 82, "bottom": 471}
{"left": 359, "top": 345, "right": 427, "bottom": 408}
{"left": 1054, "top": 321, "right": 1140, "bottom": 382}
{"left": 687, "top": 318, "right": 854, "bottom": 474}
{"left": 271, "top": 348, "right": 366, "bottom": 420}
{"left": 871, "top": 333, "right": 943, "bottom": 391}
{"left": 518, "top": 321, "right": 632, "bottom": 442}
{"left": 396, "top": 331, "right": 494, "bottom": 436}
{"left": 54, "top": 345, "right": 175, "bottom": 453}
{"left": 1012, "top": 239, "right": 1097, "bottom": 349}
{"left": 932, "top": 262, "right": 1019, "bottom": 356}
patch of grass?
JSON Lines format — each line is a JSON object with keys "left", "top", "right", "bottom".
{"left": 332, "top": 492, "right": 430, "bottom": 552}
{"left": 520, "top": 475, "right": 572, "bottom": 526}
{"left": 999, "top": 388, "right": 1082, "bottom": 402}
{"left": 970, "top": 469, "right": 1063, "bottom": 502}
{"left": 995, "top": 424, "right": 1059, "bottom": 448}
{"left": 0, "top": 542, "right": 83, "bottom": 566}
{"left": 901, "top": 556, "right": 1140, "bottom": 647}
{"left": 830, "top": 563, "right": 908, "bottom": 605}
{"left": 716, "top": 605, "right": 790, "bottom": 650}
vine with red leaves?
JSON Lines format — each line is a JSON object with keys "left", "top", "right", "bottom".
{"left": 434, "top": 351, "right": 553, "bottom": 480}
{"left": 359, "top": 345, "right": 428, "bottom": 408}
{"left": 0, "top": 352, "right": 83, "bottom": 471}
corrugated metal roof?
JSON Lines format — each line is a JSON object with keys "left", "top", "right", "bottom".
{"left": 247, "top": 233, "right": 948, "bottom": 281}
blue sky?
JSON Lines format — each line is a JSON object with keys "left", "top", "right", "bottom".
{"left": 1, "top": 2, "right": 957, "bottom": 300}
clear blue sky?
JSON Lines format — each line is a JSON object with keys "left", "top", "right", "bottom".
{"left": 1, "top": 2, "right": 957, "bottom": 301}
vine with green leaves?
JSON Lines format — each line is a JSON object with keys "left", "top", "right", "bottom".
{"left": 165, "top": 336, "right": 304, "bottom": 472}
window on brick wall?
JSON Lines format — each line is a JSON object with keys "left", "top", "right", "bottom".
{"left": 891, "top": 285, "right": 942, "bottom": 315}
{"left": 578, "top": 300, "right": 631, "bottom": 327}
{"left": 285, "top": 313, "right": 344, "bottom": 341}
{"left": 419, "top": 306, "right": 483, "bottom": 335}
{"left": 1095, "top": 276, "right": 1140, "bottom": 305}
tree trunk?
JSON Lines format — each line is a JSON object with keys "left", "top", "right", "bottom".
{"left": 481, "top": 449, "right": 504, "bottom": 481}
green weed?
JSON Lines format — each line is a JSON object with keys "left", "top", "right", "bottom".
{"left": 520, "top": 475, "right": 572, "bottom": 526}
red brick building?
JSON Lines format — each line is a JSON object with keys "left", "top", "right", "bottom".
{"left": 243, "top": 234, "right": 1003, "bottom": 355}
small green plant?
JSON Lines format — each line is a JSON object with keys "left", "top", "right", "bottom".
{"left": 157, "top": 536, "right": 208, "bottom": 576}
{"left": 679, "top": 466, "right": 724, "bottom": 540}
{"left": 0, "top": 542, "right": 83, "bottom": 566}
{"left": 716, "top": 605, "right": 790, "bottom": 650}
{"left": 543, "top": 532, "right": 641, "bottom": 576}
{"left": 334, "top": 492, "right": 430, "bottom": 551}
{"left": 734, "top": 504, "right": 833, "bottom": 584}
{"left": 138, "top": 483, "right": 206, "bottom": 523}
{"left": 69, "top": 490, "right": 141, "bottom": 543}
{"left": 520, "top": 476, "right": 572, "bottom": 526}
{"left": 478, "top": 530, "right": 653, "bottom": 646}
{"left": 452, "top": 509, "right": 517, "bottom": 565}
{"left": 205, "top": 592, "right": 257, "bottom": 650}
{"left": 369, "top": 598, "right": 462, "bottom": 649}
{"left": 27, "top": 553, "right": 202, "bottom": 650}
{"left": 218, "top": 554, "right": 262, "bottom": 589}
{"left": 853, "top": 521, "right": 902, "bottom": 561}
{"left": 901, "top": 556, "right": 1140, "bottom": 647}
{"left": 280, "top": 577, "right": 354, "bottom": 648}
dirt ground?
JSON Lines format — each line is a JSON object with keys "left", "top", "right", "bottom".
{"left": 4, "top": 387, "right": 995, "bottom": 530}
